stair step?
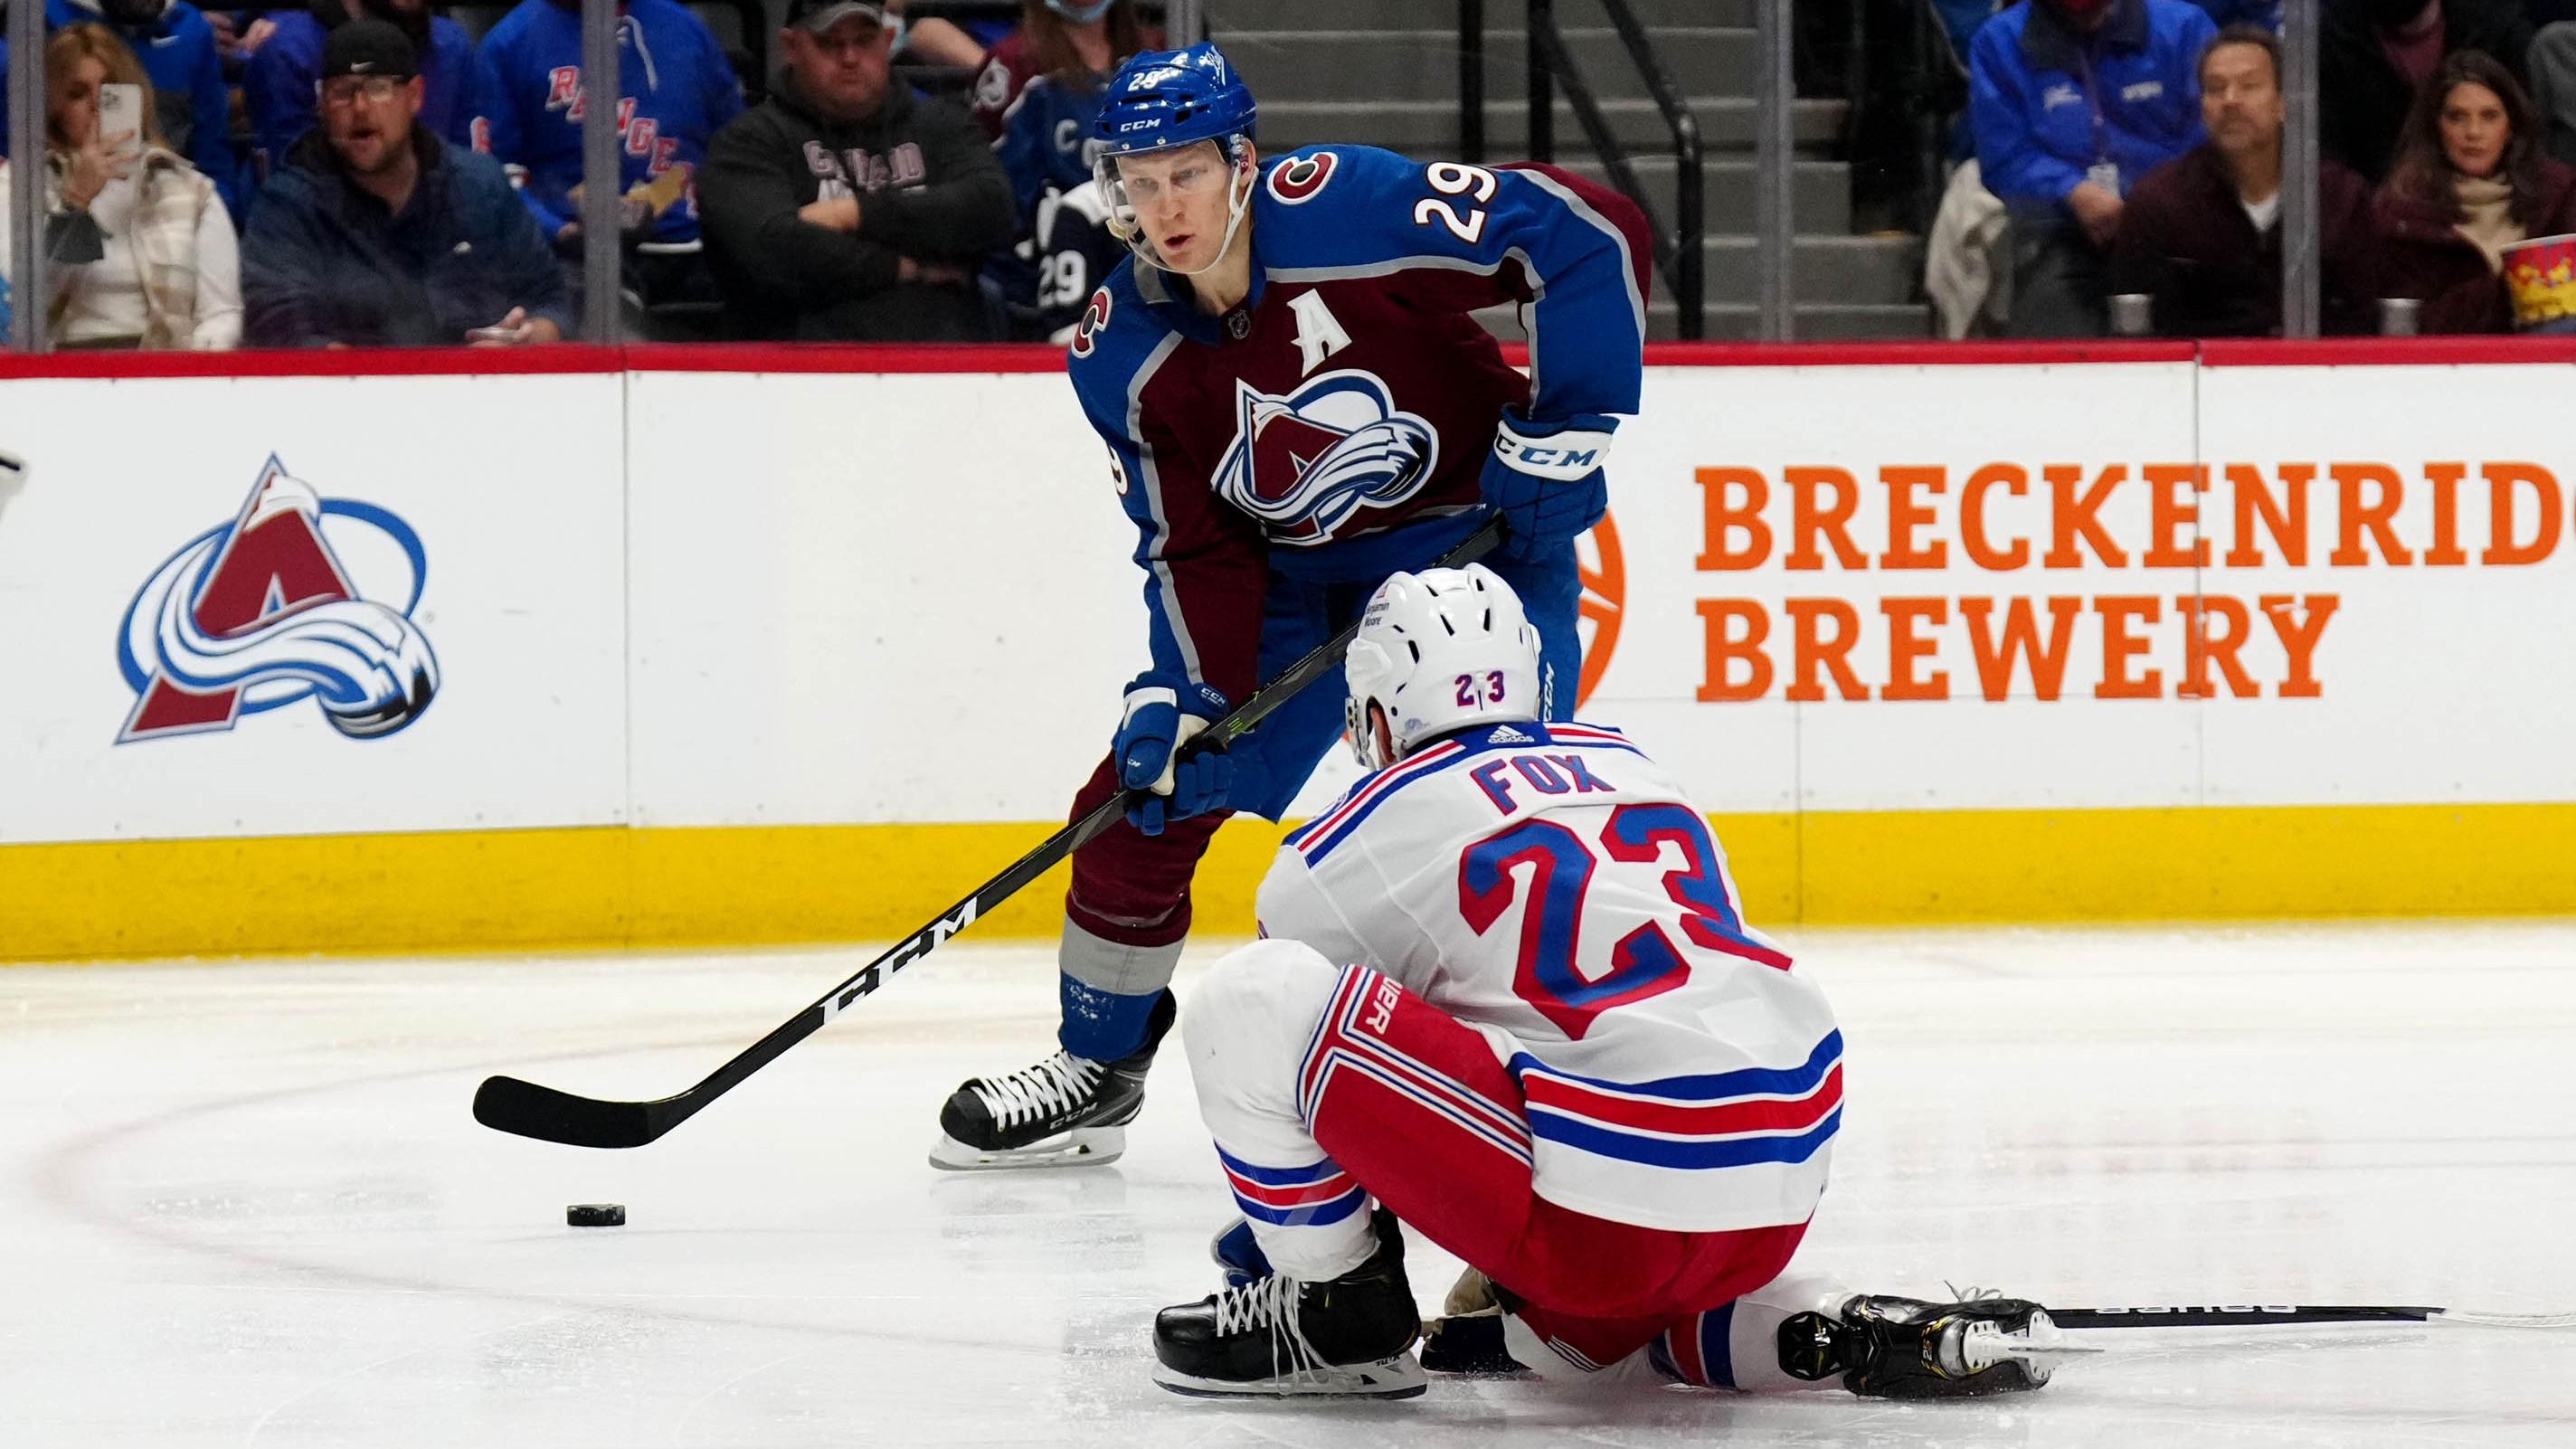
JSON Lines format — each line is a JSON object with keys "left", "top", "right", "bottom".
{"left": 1699, "top": 233, "right": 1917, "bottom": 307}
{"left": 1218, "top": 27, "right": 1759, "bottom": 103}
{"left": 1209, "top": 0, "right": 1752, "bottom": 31}
{"left": 1258, "top": 96, "right": 1846, "bottom": 155}
{"left": 1555, "top": 155, "right": 1850, "bottom": 236}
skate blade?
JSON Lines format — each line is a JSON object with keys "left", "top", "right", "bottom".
{"left": 1152, "top": 1354, "right": 1429, "bottom": 1400}
{"left": 926, "top": 1125, "right": 1125, "bottom": 1172}
{"left": 1959, "top": 1310, "right": 2103, "bottom": 1387}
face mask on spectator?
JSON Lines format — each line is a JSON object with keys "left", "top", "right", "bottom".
{"left": 1046, "top": 0, "right": 1117, "bottom": 24}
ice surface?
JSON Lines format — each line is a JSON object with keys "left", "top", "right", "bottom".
{"left": 3, "top": 923, "right": 2572, "bottom": 1446}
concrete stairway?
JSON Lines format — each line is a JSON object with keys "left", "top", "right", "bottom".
{"left": 1208, "top": 0, "right": 1929, "bottom": 341}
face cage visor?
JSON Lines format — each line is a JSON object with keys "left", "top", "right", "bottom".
{"left": 1094, "top": 135, "right": 1257, "bottom": 277}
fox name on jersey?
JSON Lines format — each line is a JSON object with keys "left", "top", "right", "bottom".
{"left": 1262, "top": 721, "right": 1842, "bottom": 1235}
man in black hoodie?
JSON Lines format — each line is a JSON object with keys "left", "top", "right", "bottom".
{"left": 697, "top": 0, "right": 1016, "bottom": 341}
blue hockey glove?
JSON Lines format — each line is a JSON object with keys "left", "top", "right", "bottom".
{"left": 1114, "top": 672, "right": 1235, "bottom": 836}
{"left": 1481, "top": 408, "right": 1615, "bottom": 563}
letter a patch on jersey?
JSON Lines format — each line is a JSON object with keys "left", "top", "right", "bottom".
{"left": 1288, "top": 289, "right": 1353, "bottom": 376}
{"left": 1211, "top": 370, "right": 1439, "bottom": 546}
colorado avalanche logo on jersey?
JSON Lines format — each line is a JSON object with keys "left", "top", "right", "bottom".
{"left": 115, "top": 457, "right": 439, "bottom": 744}
{"left": 1211, "top": 370, "right": 1440, "bottom": 545}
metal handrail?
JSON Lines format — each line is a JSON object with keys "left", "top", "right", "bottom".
{"left": 1511, "top": 0, "right": 1704, "bottom": 339}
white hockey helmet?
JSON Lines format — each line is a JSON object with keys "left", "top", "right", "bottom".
{"left": 1344, "top": 564, "right": 1545, "bottom": 772}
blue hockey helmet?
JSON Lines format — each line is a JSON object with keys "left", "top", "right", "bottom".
{"left": 1091, "top": 43, "right": 1262, "bottom": 275}
{"left": 1093, "top": 43, "right": 1256, "bottom": 156}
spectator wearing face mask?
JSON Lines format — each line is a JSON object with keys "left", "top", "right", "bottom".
{"left": 1970, "top": 0, "right": 2219, "bottom": 336}
{"left": 2320, "top": 0, "right": 2534, "bottom": 184}
{"left": 969, "top": 0, "right": 1153, "bottom": 140}
{"left": 0, "top": 0, "right": 244, "bottom": 218}
{"left": 2111, "top": 25, "right": 2384, "bottom": 334}
{"left": 243, "top": 0, "right": 477, "bottom": 184}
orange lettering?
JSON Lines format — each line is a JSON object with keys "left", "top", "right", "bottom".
{"left": 2260, "top": 594, "right": 2338, "bottom": 697}
{"left": 2329, "top": 463, "right": 2412, "bottom": 565}
{"left": 2424, "top": 461, "right": 2467, "bottom": 566}
{"left": 1881, "top": 466, "right": 1947, "bottom": 570}
{"left": 1958, "top": 596, "right": 2083, "bottom": 702}
{"left": 2144, "top": 464, "right": 2210, "bottom": 569}
{"left": 2094, "top": 596, "right": 2163, "bottom": 699}
{"left": 2226, "top": 462, "right": 2310, "bottom": 567}
{"left": 1961, "top": 463, "right": 2030, "bottom": 571}
{"left": 2044, "top": 463, "right": 2130, "bottom": 569}
{"left": 2483, "top": 461, "right": 2562, "bottom": 566}
{"left": 1695, "top": 600, "right": 1773, "bottom": 702}
{"left": 1693, "top": 467, "right": 1773, "bottom": 572}
{"left": 1785, "top": 467, "right": 1866, "bottom": 571}
{"left": 2176, "top": 594, "right": 2258, "bottom": 698}
{"left": 1880, "top": 597, "right": 1950, "bottom": 700}
{"left": 1785, "top": 599, "right": 1869, "bottom": 701}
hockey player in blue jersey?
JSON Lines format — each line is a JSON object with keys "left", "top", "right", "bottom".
{"left": 932, "top": 42, "right": 1656, "bottom": 1170}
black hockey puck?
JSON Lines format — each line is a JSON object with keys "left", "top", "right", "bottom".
{"left": 566, "top": 1203, "right": 626, "bottom": 1227}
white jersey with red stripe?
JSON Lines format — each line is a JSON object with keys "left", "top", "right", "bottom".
{"left": 1258, "top": 719, "right": 1840, "bottom": 1233}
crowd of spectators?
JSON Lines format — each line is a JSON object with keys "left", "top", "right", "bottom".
{"left": 0, "top": 0, "right": 1135, "bottom": 347}
{"left": 1948, "top": 0, "right": 2576, "bottom": 337}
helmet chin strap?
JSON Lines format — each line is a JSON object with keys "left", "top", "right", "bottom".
{"left": 1125, "top": 145, "right": 1257, "bottom": 279}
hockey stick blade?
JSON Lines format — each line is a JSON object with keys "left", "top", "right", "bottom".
{"left": 2054, "top": 1304, "right": 2576, "bottom": 1331}
{"left": 472, "top": 516, "right": 1506, "bottom": 1149}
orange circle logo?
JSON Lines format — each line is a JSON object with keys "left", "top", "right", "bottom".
{"left": 1574, "top": 509, "right": 1625, "bottom": 710}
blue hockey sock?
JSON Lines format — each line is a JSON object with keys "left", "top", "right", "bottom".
{"left": 1057, "top": 974, "right": 1164, "bottom": 1061}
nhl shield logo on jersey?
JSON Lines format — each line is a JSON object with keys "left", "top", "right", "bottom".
{"left": 1211, "top": 369, "right": 1440, "bottom": 545}
{"left": 115, "top": 457, "right": 439, "bottom": 745}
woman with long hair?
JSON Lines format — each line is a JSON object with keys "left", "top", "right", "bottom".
{"left": 2373, "top": 50, "right": 2576, "bottom": 333}
{"left": 969, "top": 0, "right": 1153, "bottom": 139}
{"left": 0, "top": 24, "right": 241, "bottom": 349}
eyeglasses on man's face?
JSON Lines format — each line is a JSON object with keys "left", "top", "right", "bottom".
{"left": 321, "top": 76, "right": 406, "bottom": 108}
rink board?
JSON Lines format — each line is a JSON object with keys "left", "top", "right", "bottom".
{"left": 2, "top": 341, "right": 2572, "bottom": 959}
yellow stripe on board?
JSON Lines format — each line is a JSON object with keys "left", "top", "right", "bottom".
{"left": 5, "top": 801, "right": 2573, "bottom": 962}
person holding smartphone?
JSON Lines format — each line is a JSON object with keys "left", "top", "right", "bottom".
{"left": 241, "top": 20, "right": 573, "bottom": 348}
{"left": 0, "top": 24, "right": 240, "bottom": 349}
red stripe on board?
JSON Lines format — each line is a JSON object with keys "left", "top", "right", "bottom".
{"left": 0, "top": 345, "right": 630, "bottom": 381}
{"left": 2197, "top": 336, "right": 2576, "bottom": 366}
{"left": 1630, "top": 339, "right": 2197, "bottom": 367}
{"left": 623, "top": 342, "right": 1069, "bottom": 374}
{"left": 1522, "top": 1064, "right": 1843, "bottom": 1139}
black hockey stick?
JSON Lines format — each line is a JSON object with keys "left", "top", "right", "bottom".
{"left": 473, "top": 515, "right": 1507, "bottom": 1149}
{"left": 2052, "top": 1303, "right": 2575, "bottom": 1330}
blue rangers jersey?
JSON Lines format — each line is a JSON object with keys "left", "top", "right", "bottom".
{"left": 1065, "top": 144, "right": 1652, "bottom": 710}
{"left": 467, "top": 0, "right": 744, "bottom": 245}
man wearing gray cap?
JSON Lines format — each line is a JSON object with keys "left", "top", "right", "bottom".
{"left": 242, "top": 20, "right": 573, "bottom": 346}
{"left": 697, "top": 0, "right": 1015, "bottom": 340}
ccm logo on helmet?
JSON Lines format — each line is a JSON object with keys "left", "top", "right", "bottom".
{"left": 1266, "top": 151, "right": 1339, "bottom": 204}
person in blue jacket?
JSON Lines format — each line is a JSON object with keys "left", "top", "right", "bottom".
{"left": 1970, "top": 0, "right": 2218, "bottom": 336}
{"left": 0, "top": 0, "right": 242, "bottom": 218}
{"left": 242, "top": 20, "right": 573, "bottom": 346}
{"left": 243, "top": 0, "right": 476, "bottom": 185}
{"left": 467, "top": 0, "right": 743, "bottom": 251}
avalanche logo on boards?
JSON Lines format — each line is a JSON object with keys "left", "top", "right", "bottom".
{"left": 117, "top": 457, "right": 439, "bottom": 744}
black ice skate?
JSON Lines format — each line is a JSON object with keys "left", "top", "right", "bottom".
{"left": 928, "top": 991, "right": 1174, "bottom": 1170}
{"left": 1152, "top": 1207, "right": 1426, "bottom": 1399}
{"left": 1778, "top": 1291, "right": 2083, "bottom": 1398}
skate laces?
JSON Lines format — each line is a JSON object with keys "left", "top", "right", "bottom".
{"left": 1213, "top": 1274, "right": 1326, "bottom": 1380}
{"left": 970, "top": 1051, "right": 1104, "bottom": 1130}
